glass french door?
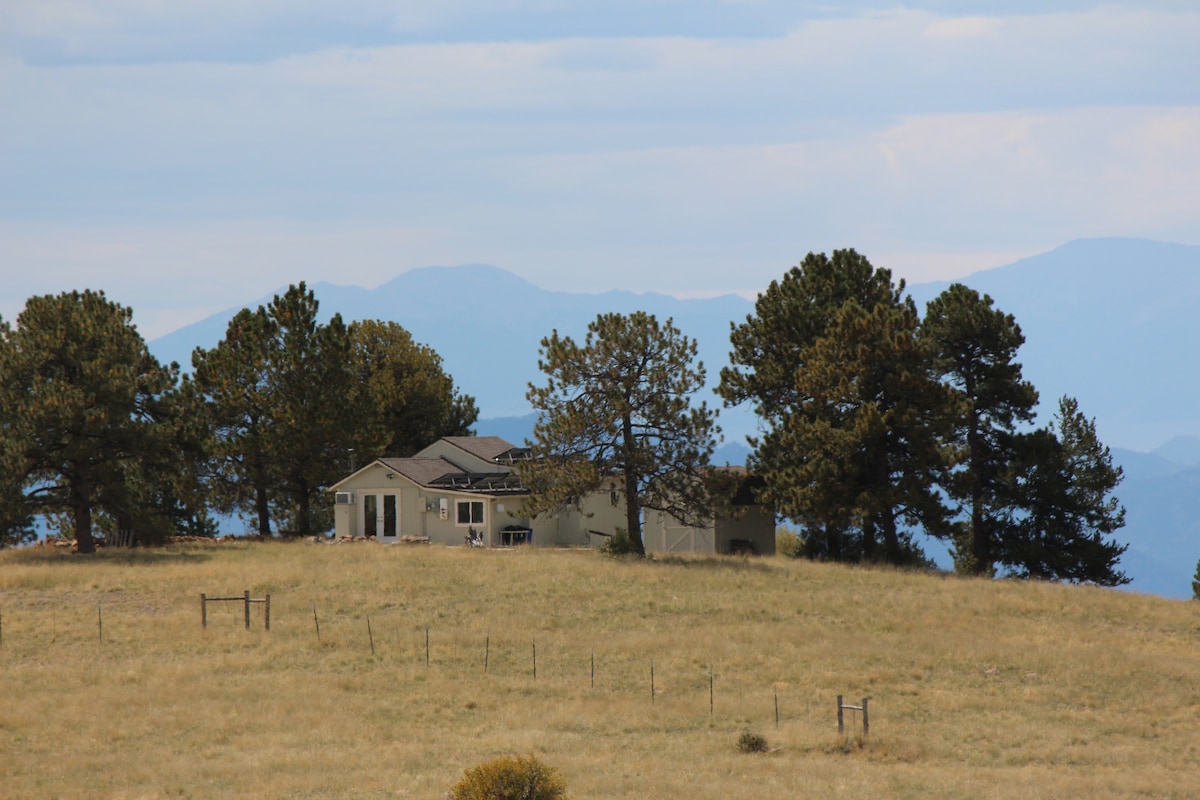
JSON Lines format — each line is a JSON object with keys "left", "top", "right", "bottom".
{"left": 361, "top": 493, "right": 400, "bottom": 539}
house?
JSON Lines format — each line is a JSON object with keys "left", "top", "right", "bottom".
{"left": 330, "top": 436, "right": 774, "bottom": 554}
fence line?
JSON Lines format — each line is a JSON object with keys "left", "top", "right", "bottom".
{"left": 0, "top": 598, "right": 877, "bottom": 737}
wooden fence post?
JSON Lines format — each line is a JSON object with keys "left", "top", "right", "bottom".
{"left": 836, "top": 695, "right": 869, "bottom": 738}
{"left": 201, "top": 594, "right": 207, "bottom": 628}
{"left": 265, "top": 594, "right": 271, "bottom": 632}
{"left": 243, "top": 590, "right": 251, "bottom": 630}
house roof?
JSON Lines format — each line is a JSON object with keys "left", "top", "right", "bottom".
{"left": 377, "top": 456, "right": 464, "bottom": 487}
{"left": 440, "top": 436, "right": 519, "bottom": 462}
{"left": 368, "top": 456, "right": 530, "bottom": 496}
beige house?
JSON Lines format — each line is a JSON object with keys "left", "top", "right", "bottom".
{"left": 330, "top": 436, "right": 774, "bottom": 554}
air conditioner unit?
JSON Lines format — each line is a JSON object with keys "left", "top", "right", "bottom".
{"left": 335, "top": 491, "right": 355, "bottom": 505}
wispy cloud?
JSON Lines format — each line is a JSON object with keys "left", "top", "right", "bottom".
{"left": 1, "top": 3, "right": 1197, "bottom": 336}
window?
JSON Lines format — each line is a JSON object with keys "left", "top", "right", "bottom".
{"left": 456, "top": 500, "right": 484, "bottom": 526}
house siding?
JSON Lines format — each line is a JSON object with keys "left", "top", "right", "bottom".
{"left": 330, "top": 440, "right": 773, "bottom": 552}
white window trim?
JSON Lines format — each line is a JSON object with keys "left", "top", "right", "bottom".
{"left": 454, "top": 499, "right": 486, "bottom": 527}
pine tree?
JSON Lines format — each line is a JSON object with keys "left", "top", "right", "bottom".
{"left": 921, "top": 284, "right": 1038, "bottom": 575}
{"left": 192, "top": 287, "right": 478, "bottom": 537}
{"left": 719, "top": 249, "right": 953, "bottom": 563}
{"left": 0, "top": 291, "right": 177, "bottom": 553}
{"left": 190, "top": 306, "right": 277, "bottom": 535}
{"left": 775, "top": 301, "right": 957, "bottom": 563}
{"left": 523, "top": 312, "right": 718, "bottom": 557}
{"left": 1002, "top": 397, "right": 1128, "bottom": 585}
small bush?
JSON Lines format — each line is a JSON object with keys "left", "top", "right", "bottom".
{"left": 601, "top": 527, "right": 640, "bottom": 557}
{"left": 775, "top": 526, "right": 803, "bottom": 558}
{"left": 737, "top": 730, "right": 769, "bottom": 753}
{"left": 449, "top": 754, "right": 569, "bottom": 800}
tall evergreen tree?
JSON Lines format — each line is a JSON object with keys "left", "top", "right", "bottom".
{"left": 0, "top": 324, "right": 36, "bottom": 547}
{"left": 523, "top": 312, "right": 718, "bottom": 557}
{"left": 1001, "top": 397, "right": 1128, "bottom": 585}
{"left": 775, "top": 301, "right": 957, "bottom": 563}
{"left": 719, "top": 249, "right": 950, "bottom": 563}
{"left": 0, "top": 291, "right": 177, "bottom": 553}
{"left": 261, "top": 284, "right": 356, "bottom": 536}
{"left": 921, "top": 284, "right": 1038, "bottom": 575}
{"left": 190, "top": 307, "right": 277, "bottom": 535}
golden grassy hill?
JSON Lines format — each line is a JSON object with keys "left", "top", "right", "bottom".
{"left": 1, "top": 541, "right": 1197, "bottom": 798}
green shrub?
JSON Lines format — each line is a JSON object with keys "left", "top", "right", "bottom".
{"left": 601, "top": 527, "right": 640, "bottom": 557}
{"left": 449, "top": 754, "right": 570, "bottom": 800}
{"left": 737, "top": 730, "right": 769, "bottom": 753}
{"left": 775, "top": 526, "right": 803, "bottom": 558}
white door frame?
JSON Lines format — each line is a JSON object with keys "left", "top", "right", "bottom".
{"left": 360, "top": 491, "right": 402, "bottom": 540}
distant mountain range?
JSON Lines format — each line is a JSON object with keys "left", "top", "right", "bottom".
{"left": 149, "top": 237, "right": 1200, "bottom": 599}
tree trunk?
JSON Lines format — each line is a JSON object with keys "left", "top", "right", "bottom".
{"left": 880, "top": 509, "right": 901, "bottom": 564}
{"left": 872, "top": 446, "right": 901, "bottom": 563}
{"left": 71, "top": 473, "right": 96, "bottom": 554}
{"left": 621, "top": 412, "right": 646, "bottom": 557}
{"left": 624, "top": 469, "right": 644, "bottom": 557}
{"left": 967, "top": 406, "right": 991, "bottom": 575}
{"left": 254, "top": 489, "right": 269, "bottom": 536}
{"left": 252, "top": 456, "right": 271, "bottom": 536}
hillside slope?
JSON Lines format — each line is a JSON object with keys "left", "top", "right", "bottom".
{"left": 1, "top": 543, "right": 1197, "bottom": 799}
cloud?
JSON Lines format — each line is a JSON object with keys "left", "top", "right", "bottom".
{"left": 2, "top": 3, "right": 1199, "bottom": 337}
{"left": 5, "top": 101, "right": 1197, "bottom": 339}
{"left": 923, "top": 16, "right": 1002, "bottom": 40}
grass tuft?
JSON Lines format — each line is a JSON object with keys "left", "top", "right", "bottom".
{"left": 737, "top": 730, "right": 770, "bottom": 753}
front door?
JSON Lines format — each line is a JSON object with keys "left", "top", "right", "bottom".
{"left": 361, "top": 493, "right": 400, "bottom": 540}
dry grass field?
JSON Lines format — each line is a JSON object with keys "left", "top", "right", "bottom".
{"left": 1, "top": 540, "right": 1198, "bottom": 799}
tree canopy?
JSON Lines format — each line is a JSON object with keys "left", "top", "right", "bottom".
{"left": 522, "top": 311, "right": 718, "bottom": 557}
{"left": 722, "top": 250, "right": 1129, "bottom": 583}
{"left": 0, "top": 290, "right": 182, "bottom": 552}
{"left": 190, "top": 285, "right": 478, "bottom": 537}
{"left": 719, "top": 249, "right": 950, "bottom": 563}
{"left": 346, "top": 319, "right": 478, "bottom": 459}
{"left": 1001, "top": 397, "right": 1128, "bottom": 585}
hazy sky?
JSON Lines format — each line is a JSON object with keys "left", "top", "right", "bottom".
{"left": 2, "top": 1, "right": 1198, "bottom": 339}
